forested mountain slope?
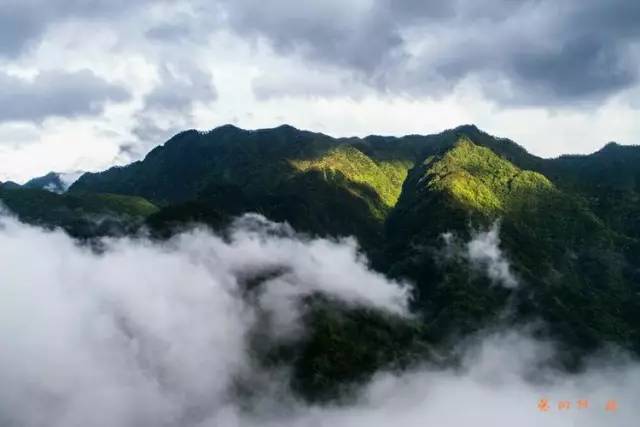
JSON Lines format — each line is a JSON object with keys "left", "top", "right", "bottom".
{"left": 3, "top": 124, "right": 639, "bottom": 400}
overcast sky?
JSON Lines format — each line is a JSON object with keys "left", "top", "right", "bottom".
{"left": 1, "top": 0, "right": 639, "bottom": 182}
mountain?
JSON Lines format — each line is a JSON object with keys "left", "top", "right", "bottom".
{"left": 66, "top": 124, "right": 640, "bottom": 352}
{"left": 0, "top": 185, "right": 158, "bottom": 238}
{"left": 3, "top": 123, "right": 640, "bottom": 400}
{"left": 542, "top": 142, "right": 640, "bottom": 242}
{"left": 24, "top": 171, "right": 84, "bottom": 193}
{"left": 385, "top": 138, "right": 637, "bottom": 353}
{"left": 0, "top": 180, "right": 22, "bottom": 190}
{"left": 69, "top": 125, "right": 539, "bottom": 248}
{"left": 71, "top": 125, "right": 408, "bottom": 248}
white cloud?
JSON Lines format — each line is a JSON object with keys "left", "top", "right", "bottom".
{"left": 0, "top": 212, "right": 408, "bottom": 426}
{"left": 57, "top": 171, "right": 84, "bottom": 190}
{"left": 441, "top": 223, "right": 518, "bottom": 288}
{"left": 0, "top": 212, "right": 637, "bottom": 426}
{"left": 466, "top": 223, "right": 518, "bottom": 288}
{"left": 260, "top": 331, "right": 640, "bottom": 427}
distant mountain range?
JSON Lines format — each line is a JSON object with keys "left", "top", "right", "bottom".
{"left": 2, "top": 124, "right": 639, "bottom": 401}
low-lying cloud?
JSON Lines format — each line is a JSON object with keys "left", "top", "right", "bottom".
{"left": 465, "top": 223, "right": 518, "bottom": 288}
{"left": 0, "top": 212, "right": 407, "bottom": 427}
{"left": 442, "top": 222, "right": 518, "bottom": 288}
{"left": 261, "top": 330, "right": 640, "bottom": 427}
{"left": 0, "top": 212, "right": 637, "bottom": 426}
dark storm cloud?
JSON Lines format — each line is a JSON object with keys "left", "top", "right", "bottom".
{"left": 507, "top": 36, "right": 636, "bottom": 104}
{"left": 143, "top": 64, "right": 217, "bottom": 112}
{"left": 218, "top": 0, "right": 448, "bottom": 72}
{"left": 0, "top": 3, "right": 42, "bottom": 57}
{"left": 0, "top": 69, "right": 130, "bottom": 123}
{"left": 0, "top": 0, "right": 157, "bottom": 57}
{"left": 3, "top": 0, "right": 638, "bottom": 107}
{"left": 145, "top": 23, "right": 194, "bottom": 43}
{"left": 218, "top": 0, "right": 640, "bottom": 106}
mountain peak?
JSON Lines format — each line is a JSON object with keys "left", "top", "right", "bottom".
{"left": 452, "top": 124, "right": 480, "bottom": 134}
{"left": 211, "top": 124, "right": 243, "bottom": 133}
{"left": 207, "top": 123, "right": 301, "bottom": 135}
{"left": 0, "top": 180, "right": 22, "bottom": 190}
{"left": 598, "top": 141, "right": 621, "bottom": 153}
{"left": 24, "top": 171, "right": 84, "bottom": 193}
{"left": 24, "top": 172, "right": 65, "bottom": 193}
{"left": 274, "top": 124, "right": 298, "bottom": 131}
{"left": 255, "top": 124, "right": 302, "bottom": 135}
{"left": 418, "top": 137, "right": 553, "bottom": 217}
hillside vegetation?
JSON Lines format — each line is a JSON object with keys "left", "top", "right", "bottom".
{"left": 0, "top": 184, "right": 158, "bottom": 238}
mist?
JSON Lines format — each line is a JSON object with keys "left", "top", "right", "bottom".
{"left": 441, "top": 222, "right": 518, "bottom": 289}
{"left": 0, "top": 212, "right": 637, "bottom": 426}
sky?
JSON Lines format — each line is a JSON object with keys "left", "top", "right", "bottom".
{"left": 1, "top": 0, "right": 639, "bottom": 182}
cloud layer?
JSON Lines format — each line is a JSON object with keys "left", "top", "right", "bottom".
{"left": 0, "top": 212, "right": 408, "bottom": 426}
{"left": 0, "top": 0, "right": 156, "bottom": 57}
{"left": 247, "top": 330, "right": 640, "bottom": 427}
{"left": 3, "top": 1, "right": 640, "bottom": 111}
{"left": 0, "top": 69, "right": 129, "bottom": 123}
{"left": 0, "top": 213, "right": 638, "bottom": 426}
{"left": 219, "top": 0, "right": 640, "bottom": 105}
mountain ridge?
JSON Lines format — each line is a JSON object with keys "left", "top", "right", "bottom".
{"left": 2, "top": 123, "right": 639, "bottom": 399}
{"left": 63, "top": 123, "right": 640, "bottom": 352}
